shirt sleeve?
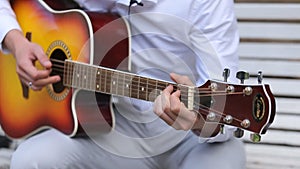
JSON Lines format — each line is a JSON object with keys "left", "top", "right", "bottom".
{"left": 189, "top": 0, "right": 240, "bottom": 143}
{"left": 0, "top": 0, "right": 22, "bottom": 52}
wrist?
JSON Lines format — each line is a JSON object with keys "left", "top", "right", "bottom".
{"left": 192, "top": 116, "right": 220, "bottom": 137}
{"left": 3, "top": 29, "right": 27, "bottom": 55}
{"left": 192, "top": 126, "right": 220, "bottom": 138}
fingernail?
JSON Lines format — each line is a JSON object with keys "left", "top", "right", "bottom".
{"left": 44, "top": 60, "right": 51, "bottom": 66}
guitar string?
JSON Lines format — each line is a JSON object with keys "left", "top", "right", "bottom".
{"left": 50, "top": 59, "right": 243, "bottom": 95}
{"left": 51, "top": 59, "right": 218, "bottom": 93}
{"left": 50, "top": 60, "right": 247, "bottom": 123}
{"left": 49, "top": 60, "right": 247, "bottom": 125}
{"left": 51, "top": 65, "right": 245, "bottom": 97}
{"left": 51, "top": 62, "right": 246, "bottom": 99}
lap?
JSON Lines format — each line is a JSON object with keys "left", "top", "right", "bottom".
{"left": 10, "top": 129, "right": 157, "bottom": 169}
{"left": 160, "top": 135, "right": 246, "bottom": 169}
{"left": 10, "top": 129, "right": 245, "bottom": 169}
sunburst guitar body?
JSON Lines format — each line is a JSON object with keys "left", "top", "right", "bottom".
{"left": 0, "top": 0, "right": 130, "bottom": 139}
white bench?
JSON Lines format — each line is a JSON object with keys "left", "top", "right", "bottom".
{"left": 235, "top": 0, "right": 300, "bottom": 168}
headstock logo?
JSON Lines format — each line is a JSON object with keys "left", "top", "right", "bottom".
{"left": 253, "top": 94, "right": 265, "bottom": 122}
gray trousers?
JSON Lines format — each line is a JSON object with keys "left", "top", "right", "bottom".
{"left": 10, "top": 128, "right": 246, "bottom": 169}
{"left": 10, "top": 103, "right": 246, "bottom": 169}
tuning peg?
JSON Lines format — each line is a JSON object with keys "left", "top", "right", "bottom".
{"left": 236, "top": 71, "right": 250, "bottom": 84}
{"left": 234, "top": 128, "right": 244, "bottom": 138}
{"left": 222, "top": 68, "right": 230, "bottom": 82}
{"left": 250, "top": 133, "right": 261, "bottom": 143}
{"left": 219, "top": 125, "right": 225, "bottom": 134}
{"left": 257, "top": 71, "right": 263, "bottom": 84}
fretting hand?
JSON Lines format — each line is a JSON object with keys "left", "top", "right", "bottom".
{"left": 153, "top": 73, "right": 204, "bottom": 131}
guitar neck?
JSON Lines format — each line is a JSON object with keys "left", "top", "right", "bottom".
{"left": 63, "top": 60, "right": 175, "bottom": 101}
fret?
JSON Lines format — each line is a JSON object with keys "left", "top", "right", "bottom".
{"left": 96, "top": 68, "right": 101, "bottom": 92}
{"left": 178, "top": 85, "right": 188, "bottom": 109}
{"left": 69, "top": 61, "right": 73, "bottom": 87}
{"left": 137, "top": 76, "right": 140, "bottom": 99}
{"left": 74, "top": 63, "right": 79, "bottom": 88}
{"left": 110, "top": 71, "right": 118, "bottom": 95}
{"left": 123, "top": 73, "right": 132, "bottom": 97}
{"left": 105, "top": 69, "right": 109, "bottom": 93}
{"left": 77, "top": 63, "right": 81, "bottom": 88}
{"left": 63, "top": 60, "right": 178, "bottom": 102}
{"left": 120, "top": 72, "right": 125, "bottom": 96}
{"left": 106, "top": 70, "right": 112, "bottom": 94}
{"left": 86, "top": 63, "right": 90, "bottom": 90}
{"left": 89, "top": 66, "right": 97, "bottom": 91}
{"left": 87, "top": 65, "right": 91, "bottom": 90}
{"left": 83, "top": 63, "right": 87, "bottom": 89}
{"left": 101, "top": 69, "right": 106, "bottom": 93}
{"left": 157, "top": 81, "right": 168, "bottom": 91}
{"left": 116, "top": 72, "right": 123, "bottom": 96}
{"left": 80, "top": 63, "right": 85, "bottom": 89}
{"left": 116, "top": 72, "right": 125, "bottom": 96}
{"left": 147, "top": 78, "right": 159, "bottom": 101}
{"left": 82, "top": 63, "right": 86, "bottom": 89}
{"left": 69, "top": 62, "right": 74, "bottom": 87}
{"left": 146, "top": 78, "right": 149, "bottom": 100}
{"left": 89, "top": 66, "right": 93, "bottom": 91}
{"left": 68, "top": 61, "right": 73, "bottom": 87}
{"left": 100, "top": 68, "right": 106, "bottom": 93}
{"left": 78, "top": 63, "right": 83, "bottom": 88}
{"left": 139, "top": 77, "right": 148, "bottom": 101}
{"left": 81, "top": 65, "right": 91, "bottom": 89}
{"left": 130, "top": 76, "right": 139, "bottom": 99}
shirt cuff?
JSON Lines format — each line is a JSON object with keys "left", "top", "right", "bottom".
{"left": 0, "top": 14, "right": 22, "bottom": 54}
{"left": 193, "top": 125, "right": 236, "bottom": 143}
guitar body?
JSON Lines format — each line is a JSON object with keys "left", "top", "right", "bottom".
{"left": 0, "top": 0, "right": 130, "bottom": 139}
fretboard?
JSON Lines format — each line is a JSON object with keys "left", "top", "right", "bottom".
{"left": 63, "top": 60, "right": 173, "bottom": 101}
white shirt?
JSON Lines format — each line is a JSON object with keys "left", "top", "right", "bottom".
{"left": 0, "top": 0, "right": 239, "bottom": 146}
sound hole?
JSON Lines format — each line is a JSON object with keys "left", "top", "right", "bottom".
{"left": 50, "top": 49, "right": 67, "bottom": 93}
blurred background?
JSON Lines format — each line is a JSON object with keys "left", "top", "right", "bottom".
{"left": 235, "top": 0, "right": 300, "bottom": 168}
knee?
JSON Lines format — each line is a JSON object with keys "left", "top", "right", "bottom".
{"left": 10, "top": 137, "right": 65, "bottom": 169}
{"left": 10, "top": 143, "right": 55, "bottom": 169}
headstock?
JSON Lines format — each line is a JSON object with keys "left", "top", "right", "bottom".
{"left": 195, "top": 69, "right": 276, "bottom": 142}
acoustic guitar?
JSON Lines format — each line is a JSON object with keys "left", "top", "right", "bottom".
{"left": 0, "top": 0, "right": 276, "bottom": 140}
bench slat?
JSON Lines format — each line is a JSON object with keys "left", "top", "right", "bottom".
{"left": 276, "top": 98, "right": 300, "bottom": 115}
{"left": 271, "top": 114, "right": 300, "bottom": 131}
{"left": 235, "top": 3, "right": 300, "bottom": 20}
{"left": 244, "top": 78, "right": 300, "bottom": 97}
{"left": 240, "top": 60, "right": 300, "bottom": 78}
{"left": 238, "top": 43, "right": 300, "bottom": 60}
{"left": 238, "top": 22, "right": 300, "bottom": 40}
{"left": 245, "top": 144, "right": 300, "bottom": 169}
